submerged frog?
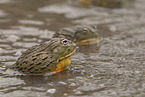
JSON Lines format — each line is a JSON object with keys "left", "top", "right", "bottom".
{"left": 69, "top": 0, "right": 134, "bottom": 8}
{"left": 12, "top": 38, "right": 76, "bottom": 74}
{"left": 53, "top": 25, "right": 100, "bottom": 45}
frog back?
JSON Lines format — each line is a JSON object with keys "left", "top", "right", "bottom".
{"left": 53, "top": 27, "right": 76, "bottom": 41}
{"left": 12, "top": 40, "right": 60, "bottom": 74}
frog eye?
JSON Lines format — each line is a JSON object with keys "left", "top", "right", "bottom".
{"left": 83, "top": 28, "right": 89, "bottom": 33}
{"left": 63, "top": 39, "right": 68, "bottom": 45}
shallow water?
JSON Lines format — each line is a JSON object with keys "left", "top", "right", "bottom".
{"left": 0, "top": 0, "right": 145, "bottom": 97}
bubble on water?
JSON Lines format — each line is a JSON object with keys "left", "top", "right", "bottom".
{"left": 47, "top": 89, "right": 56, "bottom": 94}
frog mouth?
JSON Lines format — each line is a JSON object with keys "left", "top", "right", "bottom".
{"left": 59, "top": 48, "right": 76, "bottom": 60}
{"left": 76, "top": 37, "right": 99, "bottom": 45}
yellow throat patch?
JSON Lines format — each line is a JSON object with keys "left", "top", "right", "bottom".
{"left": 56, "top": 56, "right": 72, "bottom": 72}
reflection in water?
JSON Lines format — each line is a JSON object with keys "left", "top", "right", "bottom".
{"left": 19, "top": 70, "right": 74, "bottom": 86}
{"left": 77, "top": 43, "right": 100, "bottom": 54}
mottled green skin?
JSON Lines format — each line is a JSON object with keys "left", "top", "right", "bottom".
{"left": 92, "top": 0, "right": 122, "bottom": 8}
{"left": 12, "top": 38, "right": 76, "bottom": 74}
{"left": 92, "top": 0, "right": 135, "bottom": 8}
{"left": 53, "top": 25, "right": 99, "bottom": 44}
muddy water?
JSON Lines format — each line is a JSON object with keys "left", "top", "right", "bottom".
{"left": 0, "top": 0, "right": 145, "bottom": 97}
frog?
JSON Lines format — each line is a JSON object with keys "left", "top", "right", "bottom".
{"left": 11, "top": 38, "right": 76, "bottom": 74}
{"left": 53, "top": 25, "right": 100, "bottom": 45}
{"left": 69, "top": 0, "right": 134, "bottom": 8}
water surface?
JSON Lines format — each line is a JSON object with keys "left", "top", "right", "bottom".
{"left": 0, "top": 0, "right": 145, "bottom": 97}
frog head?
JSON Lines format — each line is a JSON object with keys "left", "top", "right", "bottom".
{"left": 73, "top": 25, "right": 99, "bottom": 45}
{"left": 50, "top": 38, "right": 76, "bottom": 60}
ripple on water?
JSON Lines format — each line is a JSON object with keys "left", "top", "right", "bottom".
{"left": 18, "top": 20, "right": 44, "bottom": 25}
{"left": 4, "top": 35, "right": 20, "bottom": 42}
{"left": 12, "top": 42, "right": 39, "bottom": 48}
{"left": 38, "top": 3, "right": 109, "bottom": 19}
{"left": 0, "top": 78, "right": 25, "bottom": 91}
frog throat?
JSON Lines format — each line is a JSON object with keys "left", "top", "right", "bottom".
{"left": 56, "top": 56, "right": 72, "bottom": 72}
{"left": 59, "top": 48, "right": 76, "bottom": 60}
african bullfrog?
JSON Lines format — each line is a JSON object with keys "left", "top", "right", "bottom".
{"left": 71, "top": 0, "right": 134, "bottom": 8}
{"left": 12, "top": 38, "right": 76, "bottom": 74}
{"left": 53, "top": 25, "right": 100, "bottom": 45}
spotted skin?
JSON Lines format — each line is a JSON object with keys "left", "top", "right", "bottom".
{"left": 12, "top": 38, "right": 76, "bottom": 74}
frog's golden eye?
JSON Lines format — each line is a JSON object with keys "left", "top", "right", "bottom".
{"left": 63, "top": 39, "right": 68, "bottom": 45}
